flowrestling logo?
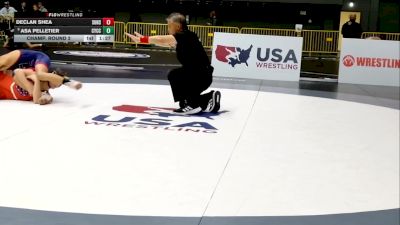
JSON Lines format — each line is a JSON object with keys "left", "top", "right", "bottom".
{"left": 215, "top": 45, "right": 299, "bottom": 70}
{"left": 342, "top": 55, "right": 400, "bottom": 68}
{"left": 53, "top": 50, "right": 150, "bottom": 59}
{"left": 85, "top": 105, "right": 225, "bottom": 134}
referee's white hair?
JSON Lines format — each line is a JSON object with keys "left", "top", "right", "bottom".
{"left": 166, "top": 12, "right": 188, "bottom": 30}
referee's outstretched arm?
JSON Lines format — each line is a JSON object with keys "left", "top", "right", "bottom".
{"left": 125, "top": 32, "right": 177, "bottom": 48}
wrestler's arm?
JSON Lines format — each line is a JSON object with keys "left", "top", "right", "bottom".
{"left": 13, "top": 69, "right": 51, "bottom": 104}
{"left": 13, "top": 69, "right": 35, "bottom": 95}
{"left": 16, "top": 69, "right": 64, "bottom": 87}
{"left": 28, "top": 74, "right": 42, "bottom": 104}
{"left": 125, "top": 32, "right": 177, "bottom": 48}
{"left": 13, "top": 69, "right": 41, "bottom": 103}
{"left": 27, "top": 75, "right": 53, "bottom": 105}
{"left": 24, "top": 70, "right": 58, "bottom": 105}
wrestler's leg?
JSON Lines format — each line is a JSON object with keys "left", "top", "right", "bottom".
{"left": 36, "top": 71, "right": 82, "bottom": 90}
{"left": 0, "top": 50, "right": 21, "bottom": 71}
{"left": 34, "top": 63, "right": 50, "bottom": 78}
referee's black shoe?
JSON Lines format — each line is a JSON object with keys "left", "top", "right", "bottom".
{"left": 204, "top": 91, "right": 221, "bottom": 113}
{"left": 174, "top": 104, "right": 202, "bottom": 115}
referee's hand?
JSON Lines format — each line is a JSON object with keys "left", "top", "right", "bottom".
{"left": 125, "top": 32, "right": 143, "bottom": 43}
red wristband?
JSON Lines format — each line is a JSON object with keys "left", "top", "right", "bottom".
{"left": 140, "top": 36, "right": 149, "bottom": 44}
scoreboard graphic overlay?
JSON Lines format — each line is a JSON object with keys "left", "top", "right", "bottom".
{"left": 14, "top": 13, "right": 114, "bottom": 43}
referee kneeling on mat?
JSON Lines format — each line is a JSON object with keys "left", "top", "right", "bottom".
{"left": 125, "top": 12, "right": 221, "bottom": 115}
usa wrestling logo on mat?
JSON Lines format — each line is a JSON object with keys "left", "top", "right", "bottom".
{"left": 85, "top": 105, "right": 227, "bottom": 134}
{"left": 53, "top": 51, "right": 150, "bottom": 59}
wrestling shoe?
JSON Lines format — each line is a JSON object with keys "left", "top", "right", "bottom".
{"left": 64, "top": 80, "right": 82, "bottom": 90}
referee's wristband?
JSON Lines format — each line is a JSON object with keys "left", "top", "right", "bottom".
{"left": 140, "top": 36, "right": 149, "bottom": 44}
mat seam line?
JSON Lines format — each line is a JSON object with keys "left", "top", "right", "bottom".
{"left": 197, "top": 81, "right": 263, "bottom": 225}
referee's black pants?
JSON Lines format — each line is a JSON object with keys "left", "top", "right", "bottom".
{"left": 168, "top": 66, "right": 213, "bottom": 109}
